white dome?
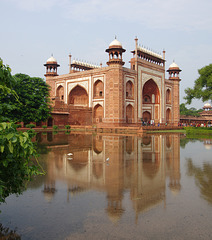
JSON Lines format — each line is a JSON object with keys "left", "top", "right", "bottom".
{"left": 169, "top": 62, "right": 179, "bottom": 69}
{"left": 109, "top": 39, "right": 122, "bottom": 47}
{"left": 204, "top": 102, "right": 211, "bottom": 108}
{"left": 46, "top": 56, "right": 57, "bottom": 63}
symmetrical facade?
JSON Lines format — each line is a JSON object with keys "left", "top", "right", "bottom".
{"left": 44, "top": 38, "right": 181, "bottom": 126}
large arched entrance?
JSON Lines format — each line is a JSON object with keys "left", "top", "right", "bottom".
{"left": 142, "top": 79, "right": 160, "bottom": 122}
{"left": 126, "top": 104, "right": 134, "bottom": 123}
{"left": 68, "top": 85, "right": 92, "bottom": 125}
{"left": 69, "top": 85, "right": 88, "bottom": 107}
{"left": 94, "top": 104, "right": 103, "bottom": 123}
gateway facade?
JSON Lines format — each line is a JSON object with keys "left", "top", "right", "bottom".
{"left": 44, "top": 38, "right": 181, "bottom": 126}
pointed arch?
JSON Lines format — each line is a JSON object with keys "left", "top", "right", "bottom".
{"left": 142, "top": 79, "right": 160, "bottom": 104}
{"left": 69, "top": 85, "right": 88, "bottom": 107}
{"left": 94, "top": 104, "right": 103, "bottom": 123}
{"left": 126, "top": 80, "right": 134, "bottom": 99}
{"left": 166, "top": 89, "right": 171, "bottom": 104}
{"left": 94, "top": 80, "right": 104, "bottom": 98}
{"left": 126, "top": 104, "right": 134, "bottom": 123}
{"left": 166, "top": 108, "right": 171, "bottom": 123}
{"left": 142, "top": 111, "right": 151, "bottom": 123}
{"left": 56, "top": 85, "right": 64, "bottom": 101}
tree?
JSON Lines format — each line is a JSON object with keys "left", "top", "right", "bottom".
{"left": 180, "top": 103, "right": 202, "bottom": 117}
{"left": 0, "top": 58, "right": 18, "bottom": 122}
{"left": 1, "top": 73, "right": 51, "bottom": 124}
{"left": 0, "top": 58, "right": 44, "bottom": 203}
{"left": 184, "top": 64, "right": 212, "bottom": 104}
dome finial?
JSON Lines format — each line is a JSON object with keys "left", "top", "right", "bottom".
{"left": 115, "top": 35, "right": 117, "bottom": 39}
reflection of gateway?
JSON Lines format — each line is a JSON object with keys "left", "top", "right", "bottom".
{"left": 41, "top": 133, "right": 181, "bottom": 221}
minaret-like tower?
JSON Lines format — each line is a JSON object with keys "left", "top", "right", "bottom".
{"left": 104, "top": 38, "right": 126, "bottom": 124}
{"left": 105, "top": 38, "right": 126, "bottom": 66}
{"left": 44, "top": 55, "right": 60, "bottom": 77}
{"left": 167, "top": 62, "right": 182, "bottom": 126}
{"left": 44, "top": 56, "right": 60, "bottom": 103}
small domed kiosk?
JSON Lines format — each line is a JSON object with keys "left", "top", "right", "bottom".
{"left": 44, "top": 55, "right": 60, "bottom": 77}
{"left": 167, "top": 62, "right": 182, "bottom": 80}
{"left": 203, "top": 103, "right": 212, "bottom": 111}
{"left": 105, "top": 38, "right": 126, "bottom": 66}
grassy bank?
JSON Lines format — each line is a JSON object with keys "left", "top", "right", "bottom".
{"left": 185, "top": 127, "right": 212, "bottom": 138}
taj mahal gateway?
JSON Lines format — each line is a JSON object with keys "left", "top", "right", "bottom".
{"left": 44, "top": 37, "right": 181, "bottom": 127}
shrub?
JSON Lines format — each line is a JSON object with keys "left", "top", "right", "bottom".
{"left": 42, "top": 125, "right": 47, "bottom": 129}
{"left": 25, "top": 124, "right": 36, "bottom": 129}
{"left": 15, "top": 123, "right": 22, "bottom": 128}
{"left": 65, "top": 125, "right": 71, "bottom": 129}
{"left": 53, "top": 125, "right": 58, "bottom": 130}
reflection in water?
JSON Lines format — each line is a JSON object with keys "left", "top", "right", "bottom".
{"left": 0, "top": 223, "right": 21, "bottom": 240}
{"left": 187, "top": 158, "right": 212, "bottom": 205}
{"left": 37, "top": 132, "right": 181, "bottom": 222}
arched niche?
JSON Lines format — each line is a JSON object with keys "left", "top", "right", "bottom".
{"left": 126, "top": 104, "right": 134, "bottom": 123}
{"left": 166, "top": 108, "right": 171, "bottom": 123}
{"left": 166, "top": 89, "right": 171, "bottom": 104}
{"left": 126, "top": 81, "right": 134, "bottom": 99}
{"left": 69, "top": 85, "right": 88, "bottom": 107}
{"left": 56, "top": 85, "right": 64, "bottom": 101}
{"left": 94, "top": 80, "right": 104, "bottom": 98}
{"left": 94, "top": 104, "right": 103, "bottom": 123}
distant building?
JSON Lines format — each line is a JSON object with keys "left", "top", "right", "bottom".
{"left": 180, "top": 103, "right": 212, "bottom": 125}
{"left": 44, "top": 37, "right": 181, "bottom": 126}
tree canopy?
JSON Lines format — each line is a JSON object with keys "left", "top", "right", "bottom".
{"left": 184, "top": 64, "right": 212, "bottom": 104}
{"left": 1, "top": 73, "right": 51, "bottom": 124}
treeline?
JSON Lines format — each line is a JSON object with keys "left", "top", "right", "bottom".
{"left": 180, "top": 103, "right": 203, "bottom": 117}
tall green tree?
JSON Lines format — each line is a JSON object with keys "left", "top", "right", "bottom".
{"left": 1, "top": 73, "right": 51, "bottom": 124}
{"left": 184, "top": 64, "right": 212, "bottom": 104}
{"left": 0, "top": 58, "right": 44, "bottom": 203}
{"left": 0, "top": 59, "right": 18, "bottom": 122}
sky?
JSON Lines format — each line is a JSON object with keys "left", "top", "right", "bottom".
{"left": 1, "top": 0, "right": 212, "bottom": 109}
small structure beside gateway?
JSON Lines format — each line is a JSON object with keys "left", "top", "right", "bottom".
{"left": 180, "top": 103, "right": 212, "bottom": 126}
{"left": 44, "top": 37, "right": 182, "bottom": 127}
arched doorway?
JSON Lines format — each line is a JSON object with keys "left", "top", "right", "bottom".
{"left": 94, "top": 104, "right": 103, "bottom": 123}
{"left": 142, "top": 79, "right": 160, "bottom": 104}
{"left": 166, "top": 108, "right": 171, "bottom": 124}
{"left": 142, "top": 79, "right": 160, "bottom": 122}
{"left": 126, "top": 104, "right": 134, "bottom": 123}
{"left": 69, "top": 85, "right": 88, "bottom": 107}
{"left": 142, "top": 111, "right": 151, "bottom": 123}
{"left": 47, "top": 117, "right": 53, "bottom": 127}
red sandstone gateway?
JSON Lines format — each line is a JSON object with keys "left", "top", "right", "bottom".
{"left": 44, "top": 37, "right": 181, "bottom": 127}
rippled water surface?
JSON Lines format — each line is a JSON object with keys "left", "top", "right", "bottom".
{"left": 1, "top": 132, "right": 212, "bottom": 240}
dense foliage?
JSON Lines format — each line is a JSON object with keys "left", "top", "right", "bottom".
{"left": 0, "top": 58, "right": 44, "bottom": 203}
{"left": 1, "top": 72, "right": 51, "bottom": 124}
{"left": 184, "top": 64, "right": 212, "bottom": 104}
{"left": 0, "top": 123, "right": 42, "bottom": 203}
{"left": 180, "top": 103, "right": 202, "bottom": 117}
{"left": 0, "top": 59, "right": 18, "bottom": 122}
